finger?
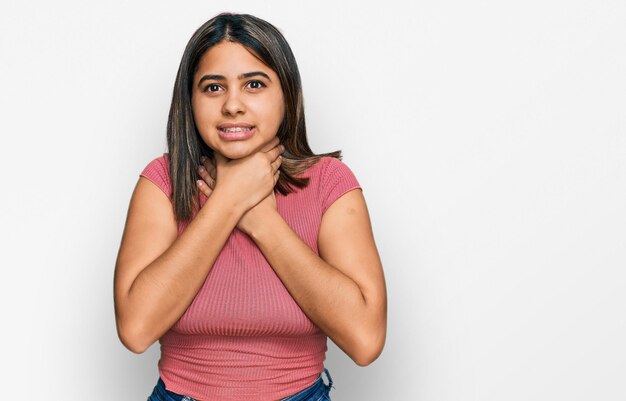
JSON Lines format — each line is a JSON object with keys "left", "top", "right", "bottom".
{"left": 268, "top": 142, "right": 285, "bottom": 161}
{"left": 270, "top": 155, "right": 282, "bottom": 173}
{"left": 196, "top": 179, "right": 212, "bottom": 196}
{"left": 201, "top": 157, "right": 217, "bottom": 180}
{"left": 273, "top": 169, "right": 281, "bottom": 185}
{"left": 260, "top": 136, "right": 281, "bottom": 153}
{"left": 198, "top": 165, "right": 215, "bottom": 189}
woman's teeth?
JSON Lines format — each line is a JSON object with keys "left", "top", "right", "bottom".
{"left": 220, "top": 127, "right": 252, "bottom": 132}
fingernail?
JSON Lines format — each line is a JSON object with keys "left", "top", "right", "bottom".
{"left": 198, "top": 166, "right": 205, "bottom": 173}
{"left": 200, "top": 155, "right": 206, "bottom": 162}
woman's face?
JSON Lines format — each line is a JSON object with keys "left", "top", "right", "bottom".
{"left": 191, "top": 41, "right": 285, "bottom": 160}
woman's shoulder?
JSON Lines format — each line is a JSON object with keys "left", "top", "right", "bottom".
{"left": 299, "top": 156, "right": 362, "bottom": 213}
{"left": 310, "top": 156, "right": 358, "bottom": 184}
{"left": 299, "top": 155, "right": 352, "bottom": 177}
{"left": 139, "top": 153, "right": 171, "bottom": 198}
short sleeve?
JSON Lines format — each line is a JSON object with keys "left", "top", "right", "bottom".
{"left": 139, "top": 153, "right": 172, "bottom": 199}
{"left": 319, "top": 157, "right": 362, "bottom": 214}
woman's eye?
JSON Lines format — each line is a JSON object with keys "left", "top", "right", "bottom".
{"left": 247, "top": 80, "right": 266, "bottom": 90}
{"left": 204, "top": 83, "right": 221, "bottom": 93}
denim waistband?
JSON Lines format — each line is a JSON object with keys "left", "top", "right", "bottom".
{"left": 280, "top": 368, "right": 333, "bottom": 401}
{"left": 152, "top": 377, "right": 193, "bottom": 401}
{"left": 151, "top": 368, "right": 333, "bottom": 401}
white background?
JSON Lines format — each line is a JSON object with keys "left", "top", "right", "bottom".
{"left": 1, "top": 1, "right": 625, "bottom": 400}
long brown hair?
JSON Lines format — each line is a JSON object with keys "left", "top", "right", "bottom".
{"left": 166, "top": 12, "right": 342, "bottom": 223}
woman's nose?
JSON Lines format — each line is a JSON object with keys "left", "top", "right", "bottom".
{"left": 221, "top": 90, "right": 245, "bottom": 116}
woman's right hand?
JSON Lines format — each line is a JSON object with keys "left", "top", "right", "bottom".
{"left": 200, "top": 136, "right": 284, "bottom": 214}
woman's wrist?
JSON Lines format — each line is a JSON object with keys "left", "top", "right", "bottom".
{"left": 201, "top": 186, "right": 248, "bottom": 221}
{"left": 245, "top": 206, "right": 281, "bottom": 242}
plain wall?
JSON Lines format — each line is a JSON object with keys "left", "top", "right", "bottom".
{"left": 1, "top": 0, "right": 624, "bottom": 399}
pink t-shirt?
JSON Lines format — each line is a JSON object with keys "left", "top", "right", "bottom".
{"left": 139, "top": 154, "right": 362, "bottom": 400}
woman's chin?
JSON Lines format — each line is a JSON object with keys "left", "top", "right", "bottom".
{"left": 215, "top": 147, "right": 253, "bottom": 161}
{"left": 215, "top": 139, "right": 269, "bottom": 160}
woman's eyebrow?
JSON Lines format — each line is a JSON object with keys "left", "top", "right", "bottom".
{"left": 197, "top": 71, "right": 272, "bottom": 88}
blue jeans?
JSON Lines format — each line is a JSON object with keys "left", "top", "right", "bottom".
{"left": 147, "top": 368, "right": 334, "bottom": 401}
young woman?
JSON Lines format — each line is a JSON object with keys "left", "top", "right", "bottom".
{"left": 114, "top": 12, "right": 387, "bottom": 401}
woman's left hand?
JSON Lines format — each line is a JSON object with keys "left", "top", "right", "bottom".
{"left": 197, "top": 155, "right": 278, "bottom": 236}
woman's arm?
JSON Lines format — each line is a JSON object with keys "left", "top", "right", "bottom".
{"left": 113, "top": 178, "right": 242, "bottom": 354}
{"left": 115, "top": 139, "right": 282, "bottom": 354}
{"left": 197, "top": 156, "right": 387, "bottom": 365}
{"left": 245, "top": 189, "right": 387, "bottom": 366}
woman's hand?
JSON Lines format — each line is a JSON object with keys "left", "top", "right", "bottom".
{"left": 196, "top": 142, "right": 282, "bottom": 236}
{"left": 236, "top": 187, "right": 278, "bottom": 236}
{"left": 196, "top": 158, "right": 217, "bottom": 197}
{"left": 196, "top": 137, "right": 284, "bottom": 235}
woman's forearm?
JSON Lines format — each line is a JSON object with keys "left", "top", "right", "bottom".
{"left": 247, "top": 210, "right": 386, "bottom": 366}
{"left": 118, "top": 191, "right": 243, "bottom": 353}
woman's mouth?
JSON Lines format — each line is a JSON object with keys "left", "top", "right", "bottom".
{"left": 217, "top": 126, "right": 255, "bottom": 140}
